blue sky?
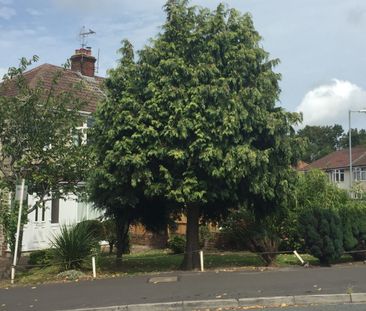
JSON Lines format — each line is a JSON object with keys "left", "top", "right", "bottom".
{"left": 1, "top": 0, "right": 366, "bottom": 129}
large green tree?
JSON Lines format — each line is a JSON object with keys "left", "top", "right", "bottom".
{"left": 91, "top": 0, "right": 303, "bottom": 269}
{"left": 297, "top": 124, "right": 344, "bottom": 162}
{"left": 339, "top": 128, "right": 366, "bottom": 148}
{"left": 0, "top": 57, "right": 92, "bottom": 255}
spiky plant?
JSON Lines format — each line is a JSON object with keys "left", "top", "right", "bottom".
{"left": 51, "top": 222, "right": 98, "bottom": 270}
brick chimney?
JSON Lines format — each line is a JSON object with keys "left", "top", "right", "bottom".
{"left": 70, "top": 48, "right": 96, "bottom": 77}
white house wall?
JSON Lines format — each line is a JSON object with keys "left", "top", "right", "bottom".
{"left": 22, "top": 194, "right": 102, "bottom": 252}
{"left": 337, "top": 170, "right": 351, "bottom": 190}
{"left": 328, "top": 169, "right": 366, "bottom": 191}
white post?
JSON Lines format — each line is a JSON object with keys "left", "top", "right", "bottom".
{"left": 11, "top": 179, "right": 25, "bottom": 284}
{"left": 199, "top": 250, "right": 204, "bottom": 272}
{"left": 349, "top": 110, "right": 353, "bottom": 190}
{"left": 92, "top": 256, "right": 96, "bottom": 278}
{"left": 293, "top": 250, "right": 305, "bottom": 265}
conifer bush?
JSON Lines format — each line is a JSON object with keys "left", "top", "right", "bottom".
{"left": 299, "top": 207, "right": 343, "bottom": 266}
{"left": 340, "top": 201, "right": 366, "bottom": 261}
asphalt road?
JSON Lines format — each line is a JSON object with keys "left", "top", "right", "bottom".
{"left": 1, "top": 264, "right": 366, "bottom": 311}
{"left": 263, "top": 304, "right": 366, "bottom": 310}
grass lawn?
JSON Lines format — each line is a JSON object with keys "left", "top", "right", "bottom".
{"left": 98, "top": 250, "right": 265, "bottom": 274}
{"left": 2, "top": 250, "right": 355, "bottom": 287}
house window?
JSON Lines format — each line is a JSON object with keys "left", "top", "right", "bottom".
{"left": 35, "top": 206, "right": 46, "bottom": 222}
{"left": 353, "top": 167, "right": 366, "bottom": 181}
{"left": 51, "top": 198, "right": 59, "bottom": 224}
{"left": 331, "top": 169, "right": 344, "bottom": 182}
{"left": 34, "top": 206, "right": 38, "bottom": 222}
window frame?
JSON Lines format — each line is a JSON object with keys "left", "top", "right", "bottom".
{"left": 330, "top": 169, "right": 345, "bottom": 183}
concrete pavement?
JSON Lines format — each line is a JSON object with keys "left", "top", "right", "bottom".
{"left": 1, "top": 264, "right": 366, "bottom": 310}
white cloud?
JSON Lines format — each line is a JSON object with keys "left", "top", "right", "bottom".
{"left": 296, "top": 79, "right": 366, "bottom": 128}
{"left": 0, "top": 6, "right": 15, "bottom": 19}
{"left": 0, "top": 67, "right": 7, "bottom": 81}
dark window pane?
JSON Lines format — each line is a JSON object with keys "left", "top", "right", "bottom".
{"left": 51, "top": 199, "right": 59, "bottom": 224}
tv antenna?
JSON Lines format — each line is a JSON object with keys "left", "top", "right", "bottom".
{"left": 80, "top": 26, "right": 96, "bottom": 49}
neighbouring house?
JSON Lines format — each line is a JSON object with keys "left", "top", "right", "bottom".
{"left": 301, "top": 146, "right": 366, "bottom": 192}
{"left": 0, "top": 48, "right": 105, "bottom": 254}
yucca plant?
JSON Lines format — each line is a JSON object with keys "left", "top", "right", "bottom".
{"left": 51, "top": 222, "right": 98, "bottom": 270}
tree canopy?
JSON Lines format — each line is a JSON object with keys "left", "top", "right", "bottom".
{"left": 297, "top": 125, "right": 343, "bottom": 162}
{"left": 90, "top": 0, "right": 304, "bottom": 269}
{"left": 298, "top": 125, "right": 366, "bottom": 163}
{"left": 0, "top": 57, "right": 91, "bottom": 207}
{"left": 0, "top": 57, "right": 92, "bottom": 254}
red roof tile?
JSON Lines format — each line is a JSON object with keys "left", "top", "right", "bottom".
{"left": 304, "top": 146, "right": 366, "bottom": 170}
{"left": 0, "top": 63, "right": 105, "bottom": 113}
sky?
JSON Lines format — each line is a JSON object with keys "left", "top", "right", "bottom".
{"left": 1, "top": 0, "right": 366, "bottom": 130}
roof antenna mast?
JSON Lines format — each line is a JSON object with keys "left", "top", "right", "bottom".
{"left": 79, "top": 26, "right": 96, "bottom": 49}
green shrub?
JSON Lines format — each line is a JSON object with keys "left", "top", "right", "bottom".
{"left": 51, "top": 222, "right": 99, "bottom": 270}
{"left": 299, "top": 207, "right": 343, "bottom": 265}
{"left": 76, "top": 219, "right": 104, "bottom": 241}
{"left": 167, "top": 235, "right": 186, "bottom": 254}
{"left": 28, "top": 249, "right": 53, "bottom": 266}
{"left": 220, "top": 207, "right": 282, "bottom": 266}
{"left": 340, "top": 201, "right": 366, "bottom": 261}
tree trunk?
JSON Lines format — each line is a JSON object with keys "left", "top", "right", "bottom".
{"left": 182, "top": 205, "right": 200, "bottom": 270}
{"left": 115, "top": 215, "right": 130, "bottom": 266}
{"left": 108, "top": 242, "right": 114, "bottom": 255}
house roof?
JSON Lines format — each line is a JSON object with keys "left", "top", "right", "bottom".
{"left": 0, "top": 63, "right": 105, "bottom": 113}
{"left": 304, "top": 146, "right": 366, "bottom": 170}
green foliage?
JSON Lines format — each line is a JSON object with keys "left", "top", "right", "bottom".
{"left": 299, "top": 207, "right": 343, "bottom": 265}
{"left": 220, "top": 206, "right": 284, "bottom": 265}
{"left": 0, "top": 57, "right": 92, "bottom": 257}
{"left": 281, "top": 170, "right": 348, "bottom": 253}
{"left": 340, "top": 201, "right": 366, "bottom": 261}
{"left": 76, "top": 219, "right": 105, "bottom": 241}
{"left": 90, "top": 0, "right": 304, "bottom": 269}
{"left": 0, "top": 197, "right": 28, "bottom": 256}
{"left": 340, "top": 128, "right": 366, "bottom": 148}
{"left": 0, "top": 57, "right": 91, "bottom": 200}
{"left": 298, "top": 125, "right": 343, "bottom": 162}
{"left": 28, "top": 249, "right": 53, "bottom": 266}
{"left": 296, "top": 170, "right": 349, "bottom": 210}
{"left": 293, "top": 170, "right": 348, "bottom": 264}
{"left": 51, "top": 222, "right": 99, "bottom": 270}
{"left": 167, "top": 235, "right": 186, "bottom": 254}
{"left": 297, "top": 125, "right": 366, "bottom": 163}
